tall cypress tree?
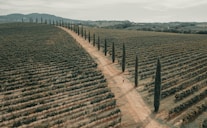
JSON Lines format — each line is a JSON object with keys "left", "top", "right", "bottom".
{"left": 81, "top": 25, "right": 83, "bottom": 37}
{"left": 135, "top": 54, "right": 138, "bottom": 87}
{"left": 122, "top": 43, "right": 126, "bottom": 72}
{"left": 112, "top": 42, "right": 115, "bottom": 63}
{"left": 88, "top": 31, "right": 91, "bottom": 43}
{"left": 84, "top": 30, "right": 87, "bottom": 40}
{"left": 68, "top": 23, "right": 71, "bottom": 29}
{"left": 104, "top": 39, "right": 107, "bottom": 56}
{"left": 98, "top": 36, "right": 100, "bottom": 50}
{"left": 75, "top": 25, "right": 77, "bottom": 33}
{"left": 93, "top": 34, "right": 95, "bottom": 46}
{"left": 76, "top": 25, "right": 77, "bottom": 33}
{"left": 77, "top": 25, "right": 80, "bottom": 35}
{"left": 154, "top": 58, "right": 161, "bottom": 113}
{"left": 68, "top": 22, "right": 70, "bottom": 30}
{"left": 75, "top": 25, "right": 76, "bottom": 32}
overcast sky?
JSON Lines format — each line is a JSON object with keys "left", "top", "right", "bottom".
{"left": 0, "top": 0, "right": 207, "bottom": 22}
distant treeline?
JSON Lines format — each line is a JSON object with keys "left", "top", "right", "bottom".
{"left": 104, "top": 22, "right": 207, "bottom": 34}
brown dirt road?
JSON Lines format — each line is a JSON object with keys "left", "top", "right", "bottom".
{"left": 60, "top": 27, "right": 169, "bottom": 128}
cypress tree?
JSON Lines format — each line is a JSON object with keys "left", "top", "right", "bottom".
{"left": 93, "top": 34, "right": 95, "bottom": 46}
{"left": 84, "top": 30, "right": 87, "bottom": 40}
{"left": 98, "top": 36, "right": 100, "bottom": 50}
{"left": 81, "top": 25, "right": 84, "bottom": 37}
{"left": 88, "top": 31, "right": 91, "bottom": 43}
{"left": 112, "top": 42, "right": 115, "bottom": 63}
{"left": 122, "top": 43, "right": 126, "bottom": 72}
{"left": 104, "top": 39, "right": 107, "bottom": 56}
{"left": 78, "top": 25, "right": 80, "bottom": 35}
{"left": 154, "top": 58, "right": 161, "bottom": 113}
{"left": 135, "top": 54, "right": 138, "bottom": 87}
{"left": 68, "top": 23, "right": 70, "bottom": 29}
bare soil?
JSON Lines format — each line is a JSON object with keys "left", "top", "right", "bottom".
{"left": 60, "top": 27, "right": 169, "bottom": 128}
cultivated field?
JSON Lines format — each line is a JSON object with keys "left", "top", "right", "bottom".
{"left": 83, "top": 27, "right": 207, "bottom": 127}
{"left": 0, "top": 23, "right": 121, "bottom": 128}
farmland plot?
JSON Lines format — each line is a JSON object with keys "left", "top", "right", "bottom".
{"left": 0, "top": 23, "right": 121, "bottom": 128}
{"left": 83, "top": 27, "right": 207, "bottom": 127}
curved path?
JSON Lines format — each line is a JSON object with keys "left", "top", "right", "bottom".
{"left": 60, "top": 27, "right": 169, "bottom": 128}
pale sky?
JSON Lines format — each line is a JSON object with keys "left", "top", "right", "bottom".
{"left": 0, "top": 0, "right": 207, "bottom": 22}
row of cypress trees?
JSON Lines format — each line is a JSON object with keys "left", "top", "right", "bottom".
{"left": 89, "top": 32, "right": 161, "bottom": 113}
{"left": 31, "top": 19, "right": 162, "bottom": 113}
{"left": 30, "top": 20, "right": 162, "bottom": 113}
{"left": 68, "top": 24, "right": 162, "bottom": 113}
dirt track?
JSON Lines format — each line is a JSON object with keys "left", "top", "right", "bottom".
{"left": 60, "top": 27, "right": 169, "bottom": 128}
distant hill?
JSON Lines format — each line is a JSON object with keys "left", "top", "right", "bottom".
{"left": 104, "top": 22, "right": 207, "bottom": 34}
{"left": 0, "top": 13, "right": 93, "bottom": 25}
{"left": 0, "top": 13, "right": 131, "bottom": 27}
{"left": 132, "top": 22, "right": 207, "bottom": 34}
{"left": 1, "top": 13, "right": 206, "bottom": 34}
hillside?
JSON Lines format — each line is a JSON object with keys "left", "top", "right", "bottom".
{"left": 1, "top": 13, "right": 206, "bottom": 34}
{"left": 0, "top": 13, "right": 129, "bottom": 27}
{"left": 104, "top": 22, "right": 207, "bottom": 34}
{"left": 0, "top": 13, "right": 92, "bottom": 25}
